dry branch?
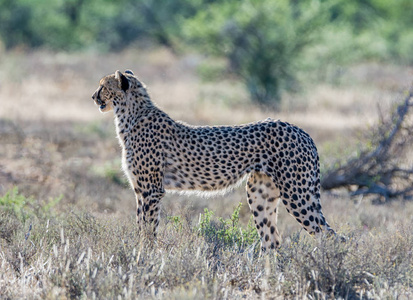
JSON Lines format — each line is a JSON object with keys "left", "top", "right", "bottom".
{"left": 321, "top": 87, "right": 413, "bottom": 202}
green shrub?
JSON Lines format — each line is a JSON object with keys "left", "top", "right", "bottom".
{"left": 185, "top": 0, "right": 330, "bottom": 106}
{"left": 197, "top": 203, "right": 259, "bottom": 249}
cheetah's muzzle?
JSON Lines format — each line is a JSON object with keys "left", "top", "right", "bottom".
{"left": 91, "top": 89, "right": 106, "bottom": 110}
{"left": 92, "top": 69, "right": 339, "bottom": 251}
{"left": 95, "top": 100, "right": 106, "bottom": 110}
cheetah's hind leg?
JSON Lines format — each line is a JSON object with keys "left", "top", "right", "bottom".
{"left": 275, "top": 173, "right": 338, "bottom": 240}
{"left": 246, "top": 172, "right": 282, "bottom": 251}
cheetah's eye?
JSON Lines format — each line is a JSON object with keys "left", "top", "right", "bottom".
{"left": 100, "top": 87, "right": 109, "bottom": 98}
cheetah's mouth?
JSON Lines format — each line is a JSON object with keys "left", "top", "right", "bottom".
{"left": 92, "top": 87, "right": 106, "bottom": 110}
{"left": 95, "top": 98, "right": 106, "bottom": 110}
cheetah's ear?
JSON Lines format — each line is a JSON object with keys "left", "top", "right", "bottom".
{"left": 115, "top": 70, "right": 129, "bottom": 92}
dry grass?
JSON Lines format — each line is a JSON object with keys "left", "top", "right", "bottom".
{"left": 1, "top": 47, "right": 413, "bottom": 298}
{"left": 0, "top": 197, "right": 412, "bottom": 299}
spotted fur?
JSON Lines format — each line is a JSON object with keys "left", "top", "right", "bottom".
{"left": 92, "top": 70, "right": 336, "bottom": 250}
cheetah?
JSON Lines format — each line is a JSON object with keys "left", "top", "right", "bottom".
{"left": 92, "top": 70, "right": 337, "bottom": 250}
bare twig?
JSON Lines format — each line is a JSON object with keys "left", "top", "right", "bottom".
{"left": 321, "top": 87, "right": 413, "bottom": 202}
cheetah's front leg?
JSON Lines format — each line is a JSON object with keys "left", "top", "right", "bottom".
{"left": 135, "top": 190, "right": 165, "bottom": 235}
{"left": 126, "top": 146, "right": 165, "bottom": 235}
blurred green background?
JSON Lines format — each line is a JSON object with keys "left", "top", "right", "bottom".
{"left": 1, "top": 0, "right": 412, "bottom": 105}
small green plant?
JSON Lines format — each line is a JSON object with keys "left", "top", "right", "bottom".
{"left": 0, "top": 187, "right": 34, "bottom": 222}
{"left": 197, "top": 203, "right": 259, "bottom": 249}
{"left": 167, "top": 215, "right": 184, "bottom": 231}
{"left": 0, "top": 188, "right": 62, "bottom": 222}
{"left": 40, "top": 194, "right": 63, "bottom": 215}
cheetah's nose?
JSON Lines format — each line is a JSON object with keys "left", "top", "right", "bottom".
{"left": 92, "top": 91, "right": 103, "bottom": 106}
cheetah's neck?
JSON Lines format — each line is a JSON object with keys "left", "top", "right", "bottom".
{"left": 113, "top": 90, "right": 173, "bottom": 145}
{"left": 114, "top": 88, "right": 152, "bottom": 130}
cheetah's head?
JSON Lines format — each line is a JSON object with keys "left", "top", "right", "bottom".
{"left": 92, "top": 70, "right": 134, "bottom": 113}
